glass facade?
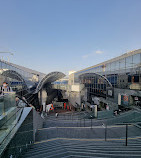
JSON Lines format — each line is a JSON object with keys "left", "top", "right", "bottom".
{"left": 74, "top": 50, "right": 141, "bottom": 102}
{"left": 0, "top": 60, "right": 32, "bottom": 80}
{"left": 0, "top": 60, "right": 45, "bottom": 91}
{"left": 53, "top": 80, "right": 68, "bottom": 90}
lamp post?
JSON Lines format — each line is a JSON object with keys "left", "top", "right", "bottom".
{"left": 90, "top": 115, "right": 93, "bottom": 129}
{"left": 125, "top": 124, "right": 128, "bottom": 146}
{"left": 0, "top": 52, "right": 14, "bottom": 62}
{"left": 102, "top": 123, "right": 107, "bottom": 141}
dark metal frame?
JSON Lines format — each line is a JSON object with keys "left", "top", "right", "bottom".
{"left": 34, "top": 71, "right": 65, "bottom": 93}
{"left": 1, "top": 70, "right": 28, "bottom": 88}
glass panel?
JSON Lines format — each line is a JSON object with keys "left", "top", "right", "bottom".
{"left": 4, "top": 94, "right": 11, "bottom": 112}
{"left": 96, "top": 67, "right": 99, "bottom": 73}
{"left": 111, "top": 62, "right": 116, "bottom": 71}
{"left": 105, "top": 63, "right": 110, "bottom": 72}
{"left": 93, "top": 67, "right": 96, "bottom": 73}
{"left": 10, "top": 65, "right": 15, "bottom": 71}
{"left": 6, "top": 63, "right": 10, "bottom": 70}
{"left": 133, "top": 54, "right": 140, "bottom": 68}
{"left": 0, "top": 96, "right": 4, "bottom": 116}
{"left": 99, "top": 66, "right": 102, "bottom": 73}
{"left": 119, "top": 58, "right": 125, "bottom": 69}
{"left": 115, "top": 60, "right": 119, "bottom": 70}
{"left": 126, "top": 56, "right": 133, "bottom": 68}
{"left": 16, "top": 68, "right": 21, "bottom": 75}
{"left": 0, "top": 61, "right": 1, "bottom": 69}
{"left": 95, "top": 67, "right": 98, "bottom": 73}
{"left": 2, "top": 62, "right": 6, "bottom": 70}
{"left": 0, "top": 93, "right": 16, "bottom": 116}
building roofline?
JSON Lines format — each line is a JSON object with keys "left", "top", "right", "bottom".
{"left": 75, "top": 49, "right": 141, "bottom": 74}
{"left": 0, "top": 59, "right": 46, "bottom": 77}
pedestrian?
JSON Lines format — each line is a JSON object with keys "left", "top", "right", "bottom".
{"left": 114, "top": 110, "right": 118, "bottom": 116}
{"left": 0, "top": 82, "right": 13, "bottom": 95}
{"left": 55, "top": 112, "right": 58, "bottom": 118}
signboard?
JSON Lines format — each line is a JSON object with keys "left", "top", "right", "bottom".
{"left": 134, "top": 97, "right": 138, "bottom": 101}
{"left": 108, "top": 90, "right": 112, "bottom": 96}
{"left": 121, "top": 95, "right": 129, "bottom": 106}
{"left": 118, "top": 93, "right": 121, "bottom": 105}
{"left": 107, "top": 88, "right": 114, "bottom": 98}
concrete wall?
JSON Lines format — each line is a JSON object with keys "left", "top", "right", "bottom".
{"left": 70, "top": 84, "right": 84, "bottom": 92}
{"left": 33, "top": 109, "right": 44, "bottom": 142}
{"left": 68, "top": 91, "right": 81, "bottom": 107}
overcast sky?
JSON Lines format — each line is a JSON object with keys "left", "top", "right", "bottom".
{"left": 0, "top": 0, "right": 141, "bottom": 75}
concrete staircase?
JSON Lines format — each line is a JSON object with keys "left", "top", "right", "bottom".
{"left": 22, "top": 111, "right": 141, "bottom": 158}
{"left": 23, "top": 138, "right": 141, "bottom": 158}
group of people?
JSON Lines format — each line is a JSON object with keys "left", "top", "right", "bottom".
{"left": 0, "top": 82, "right": 60, "bottom": 119}
{"left": 0, "top": 82, "right": 35, "bottom": 110}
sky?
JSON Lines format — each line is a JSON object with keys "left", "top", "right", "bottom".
{"left": 0, "top": 0, "right": 141, "bottom": 75}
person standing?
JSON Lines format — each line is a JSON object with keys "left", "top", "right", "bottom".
{"left": 0, "top": 82, "right": 13, "bottom": 95}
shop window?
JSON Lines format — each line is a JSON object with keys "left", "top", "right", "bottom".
{"left": 134, "top": 75, "right": 139, "bottom": 82}
{"left": 128, "top": 75, "right": 139, "bottom": 83}
{"left": 128, "top": 75, "right": 131, "bottom": 82}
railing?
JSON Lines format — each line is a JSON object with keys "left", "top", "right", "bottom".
{"left": 0, "top": 93, "right": 16, "bottom": 117}
{"left": 97, "top": 110, "right": 114, "bottom": 119}
{"left": 0, "top": 93, "right": 17, "bottom": 147}
{"left": 45, "top": 113, "right": 141, "bottom": 146}
{"left": 0, "top": 91, "right": 44, "bottom": 158}
{"left": 106, "top": 110, "right": 141, "bottom": 125}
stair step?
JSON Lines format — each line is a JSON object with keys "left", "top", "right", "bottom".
{"left": 68, "top": 151, "right": 141, "bottom": 158}
{"left": 26, "top": 145, "right": 64, "bottom": 155}
{"left": 28, "top": 142, "right": 141, "bottom": 153}
{"left": 67, "top": 146, "right": 141, "bottom": 151}
{"left": 69, "top": 155, "right": 109, "bottom": 158}
{"left": 24, "top": 147, "right": 66, "bottom": 157}
{"left": 29, "top": 143, "right": 62, "bottom": 151}
{"left": 25, "top": 151, "right": 69, "bottom": 158}
{"left": 68, "top": 148, "right": 141, "bottom": 154}
{"left": 22, "top": 110, "right": 141, "bottom": 158}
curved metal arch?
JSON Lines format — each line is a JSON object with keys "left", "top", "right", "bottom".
{"left": 34, "top": 71, "right": 65, "bottom": 94}
{"left": 79, "top": 72, "right": 113, "bottom": 88}
{"left": 1, "top": 70, "right": 28, "bottom": 88}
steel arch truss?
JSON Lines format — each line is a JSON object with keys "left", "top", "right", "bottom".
{"left": 1, "top": 70, "right": 27, "bottom": 88}
{"left": 34, "top": 71, "right": 65, "bottom": 93}
{"left": 79, "top": 73, "right": 113, "bottom": 88}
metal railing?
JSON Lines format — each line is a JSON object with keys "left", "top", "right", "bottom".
{"left": 45, "top": 110, "right": 141, "bottom": 146}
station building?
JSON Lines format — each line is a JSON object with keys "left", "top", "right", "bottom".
{"left": 0, "top": 59, "right": 46, "bottom": 90}
{"left": 0, "top": 59, "right": 65, "bottom": 110}
{"left": 67, "top": 49, "right": 141, "bottom": 111}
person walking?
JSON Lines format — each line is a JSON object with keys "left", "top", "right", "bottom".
{"left": 55, "top": 112, "right": 58, "bottom": 118}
